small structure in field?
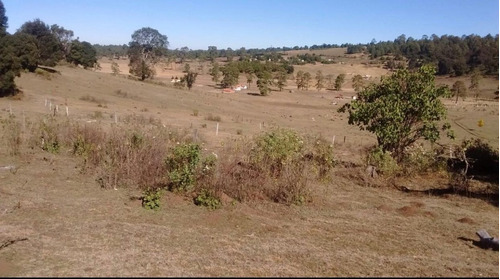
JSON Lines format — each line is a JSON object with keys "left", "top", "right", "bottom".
{"left": 222, "top": 88, "right": 235, "bottom": 93}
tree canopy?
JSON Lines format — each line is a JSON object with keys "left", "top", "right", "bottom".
{"left": 128, "top": 27, "right": 168, "bottom": 80}
{"left": 338, "top": 65, "right": 453, "bottom": 161}
{"left": 0, "top": 0, "right": 7, "bottom": 35}
{"left": 17, "top": 18, "right": 63, "bottom": 66}
{"left": 67, "top": 40, "right": 97, "bottom": 69}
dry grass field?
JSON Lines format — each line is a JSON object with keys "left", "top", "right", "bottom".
{"left": 0, "top": 50, "right": 498, "bottom": 276}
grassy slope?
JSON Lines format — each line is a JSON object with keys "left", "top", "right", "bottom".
{"left": 0, "top": 61, "right": 498, "bottom": 276}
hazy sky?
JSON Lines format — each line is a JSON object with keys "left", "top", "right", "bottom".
{"left": 3, "top": 0, "right": 499, "bottom": 50}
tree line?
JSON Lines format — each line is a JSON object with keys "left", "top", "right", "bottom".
{"left": 366, "top": 34, "right": 499, "bottom": 76}
{"left": 0, "top": 0, "right": 98, "bottom": 96}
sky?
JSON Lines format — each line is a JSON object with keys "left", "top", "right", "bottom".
{"left": 2, "top": 0, "right": 499, "bottom": 50}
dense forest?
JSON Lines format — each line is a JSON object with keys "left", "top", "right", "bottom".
{"left": 364, "top": 34, "right": 499, "bottom": 76}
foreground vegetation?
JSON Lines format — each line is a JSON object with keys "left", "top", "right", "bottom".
{"left": 2, "top": 107, "right": 497, "bottom": 211}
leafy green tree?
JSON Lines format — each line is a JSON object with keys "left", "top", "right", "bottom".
{"left": 469, "top": 70, "right": 481, "bottom": 100}
{"left": 275, "top": 69, "right": 287, "bottom": 91}
{"left": 11, "top": 32, "right": 39, "bottom": 72}
{"left": 315, "top": 70, "right": 324, "bottom": 91}
{"left": 352, "top": 74, "right": 364, "bottom": 92}
{"left": 338, "top": 65, "right": 453, "bottom": 161}
{"left": 0, "top": 0, "right": 7, "bottom": 36}
{"left": 257, "top": 70, "right": 272, "bottom": 96}
{"left": 17, "top": 19, "right": 63, "bottom": 66}
{"left": 221, "top": 62, "right": 239, "bottom": 88}
{"left": 207, "top": 46, "right": 217, "bottom": 62}
{"left": 0, "top": 35, "right": 21, "bottom": 96}
{"left": 128, "top": 27, "right": 168, "bottom": 80}
{"left": 50, "top": 24, "right": 73, "bottom": 58}
{"left": 334, "top": 74, "right": 345, "bottom": 91}
{"left": 452, "top": 80, "right": 467, "bottom": 103}
{"left": 111, "top": 60, "right": 120, "bottom": 75}
{"left": 295, "top": 70, "right": 304, "bottom": 90}
{"left": 209, "top": 62, "right": 221, "bottom": 84}
{"left": 182, "top": 71, "right": 198, "bottom": 90}
{"left": 245, "top": 72, "right": 253, "bottom": 89}
{"left": 302, "top": 72, "right": 311, "bottom": 90}
{"left": 0, "top": 3, "right": 22, "bottom": 97}
{"left": 226, "top": 47, "right": 234, "bottom": 62}
{"left": 67, "top": 40, "right": 97, "bottom": 69}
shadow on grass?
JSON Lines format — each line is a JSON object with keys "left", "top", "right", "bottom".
{"left": 457, "top": 237, "right": 499, "bottom": 251}
{"left": 400, "top": 185, "right": 498, "bottom": 207}
{"left": 247, "top": 92, "right": 264, "bottom": 96}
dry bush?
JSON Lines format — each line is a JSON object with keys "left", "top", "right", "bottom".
{"left": 121, "top": 113, "right": 163, "bottom": 127}
{"left": 27, "top": 116, "right": 67, "bottom": 154}
{"left": 113, "top": 89, "right": 141, "bottom": 102}
{"left": 302, "top": 135, "right": 336, "bottom": 180}
{"left": 197, "top": 130, "right": 320, "bottom": 205}
{"left": 79, "top": 94, "right": 107, "bottom": 105}
{"left": 205, "top": 114, "right": 222, "bottom": 122}
{"left": 91, "top": 126, "right": 178, "bottom": 190}
{"left": 1, "top": 115, "right": 22, "bottom": 156}
{"left": 34, "top": 68, "right": 52, "bottom": 80}
{"left": 198, "top": 145, "right": 268, "bottom": 203}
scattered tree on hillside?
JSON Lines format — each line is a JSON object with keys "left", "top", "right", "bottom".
{"left": 245, "top": 72, "right": 254, "bottom": 89}
{"left": 452, "top": 80, "right": 467, "bottom": 104}
{"left": 302, "top": 72, "right": 312, "bottom": 90}
{"left": 352, "top": 74, "right": 364, "bottom": 92}
{"left": 334, "top": 74, "right": 345, "bottom": 91}
{"left": 338, "top": 65, "right": 453, "bottom": 161}
{"left": 295, "top": 70, "right": 304, "bottom": 90}
{"left": 111, "top": 61, "right": 120, "bottom": 75}
{"left": 209, "top": 62, "right": 221, "bottom": 84}
{"left": 17, "top": 19, "right": 63, "bottom": 66}
{"left": 183, "top": 63, "right": 190, "bottom": 73}
{"left": 315, "top": 70, "right": 324, "bottom": 91}
{"left": 275, "top": 69, "right": 287, "bottom": 91}
{"left": 182, "top": 71, "right": 198, "bottom": 90}
{"left": 469, "top": 69, "right": 482, "bottom": 100}
{"left": 67, "top": 40, "right": 97, "bottom": 69}
{"left": 226, "top": 47, "right": 234, "bottom": 62}
{"left": 128, "top": 27, "right": 168, "bottom": 81}
{"left": 256, "top": 70, "right": 272, "bottom": 96}
{"left": 207, "top": 46, "right": 217, "bottom": 62}
{"left": 220, "top": 62, "right": 239, "bottom": 88}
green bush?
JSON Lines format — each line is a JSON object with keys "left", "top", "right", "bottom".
{"left": 40, "top": 118, "right": 60, "bottom": 154}
{"left": 200, "top": 153, "right": 217, "bottom": 178}
{"left": 142, "top": 188, "right": 163, "bottom": 210}
{"left": 166, "top": 143, "right": 201, "bottom": 192}
{"left": 401, "top": 143, "right": 447, "bottom": 175}
{"left": 367, "top": 146, "right": 400, "bottom": 176}
{"left": 250, "top": 128, "right": 303, "bottom": 176}
{"left": 304, "top": 136, "right": 336, "bottom": 179}
{"left": 194, "top": 189, "right": 221, "bottom": 210}
{"left": 73, "top": 134, "right": 94, "bottom": 158}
